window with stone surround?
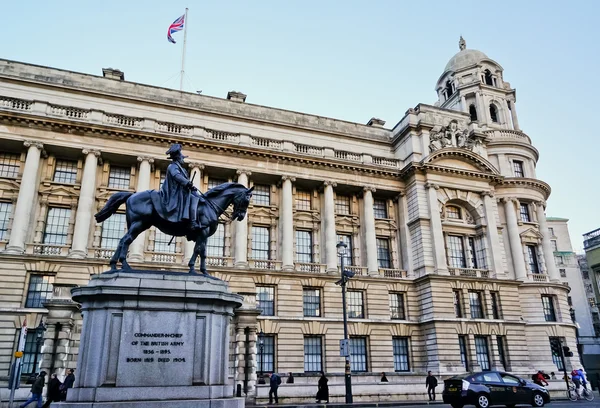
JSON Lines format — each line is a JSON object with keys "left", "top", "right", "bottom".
{"left": 549, "top": 337, "right": 564, "bottom": 370}
{"left": 376, "top": 238, "right": 391, "bottom": 268}
{"left": 392, "top": 337, "right": 410, "bottom": 372}
{"left": 497, "top": 336, "right": 508, "bottom": 370}
{"left": 256, "top": 286, "right": 275, "bottom": 316}
{"left": 446, "top": 205, "right": 461, "bottom": 220}
{"left": 373, "top": 199, "right": 387, "bottom": 219}
{"left": 335, "top": 195, "right": 351, "bottom": 215}
{"left": 469, "top": 105, "right": 478, "bottom": 121}
{"left": 108, "top": 166, "right": 131, "bottom": 189}
{"left": 25, "top": 274, "right": 55, "bottom": 308}
{"left": 459, "top": 335, "right": 469, "bottom": 371}
{"left": 22, "top": 331, "right": 42, "bottom": 375}
{"left": 153, "top": 229, "right": 175, "bottom": 253}
{"left": 0, "top": 152, "right": 20, "bottom": 178}
{"left": 483, "top": 69, "right": 494, "bottom": 86}
{"left": 257, "top": 334, "right": 275, "bottom": 373}
{"left": 469, "top": 291, "right": 485, "bottom": 319}
{"left": 560, "top": 269, "right": 567, "bottom": 278}
{"left": 100, "top": 212, "right": 126, "bottom": 249}
{"left": 475, "top": 336, "right": 491, "bottom": 371}
{"left": 513, "top": 160, "right": 525, "bottom": 177}
{"left": 542, "top": 295, "right": 557, "bottom": 322}
{"left": 43, "top": 207, "right": 71, "bottom": 245}
{"left": 303, "top": 336, "right": 322, "bottom": 372}
{"left": 491, "top": 291, "right": 502, "bottom": 319}
{"left": 349, "top": 337, "right": 368, "bottom": 372}
{"left": 206, "top": 223, "right": 225, "bottom": 257}
{"left": 207, "top": 178, "right": 227, "bottom": 190}
{"left": 520, "top": 203, "right": 531, "bottom": 222}
{"left": 295, "top": 190, "right": 311, "bottom": 211}
{"left": 489, "top": 105, "right": 498, "bottom": 123}
{"left": 251, "top": 226, "right": 270, "bottom": 260}
{"left": 551, "top": 240, "right": 558, "bottom": 252}
{"left": 251, "top": 184, "right": 270, "bottom": 206}
{"left": 527, "top": 245, "right": 541, "bottom": 274}
{"left": 454, "top": 290, "right": 463, "bottom": 318}
{"left": 0, "top": 202, "right": 13, "bottom": 241}
{"left": 53, "top": 160, "right": 78, "bottom": 184}
{"left": 347, "top": 290, "right": 365, "bottom": 318}
{"left": 295, "top": 230, "right": 313, "bottom": 263}
{"left": 446, "top": 235, "right": 467, "bottom": 268}
{"left": 389, "top": 292, "right": 406, "bottom": 320}
{"left": 303, "top": 287, "right": 321, "bottom": 317}
{"left": 337, "top": 233, "right": 353, "bottom": 266}
{"left": 549, "top": 227, "right": 555, "bottom": 236}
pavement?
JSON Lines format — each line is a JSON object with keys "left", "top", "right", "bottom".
{"left": 250, "top": 400, "right": 600, "bottom": 408}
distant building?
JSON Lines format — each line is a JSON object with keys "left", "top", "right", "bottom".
{"left": 583, "top": 228, "right": 600, "bottom": 381}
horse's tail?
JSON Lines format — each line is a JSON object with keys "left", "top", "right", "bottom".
{"left": 95, "top": 192, "right": 133, "bottom": 223}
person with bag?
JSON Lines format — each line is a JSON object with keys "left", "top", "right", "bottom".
{"left": 315, "top": 372, "right": 329, "bottom": 403}
{"left": 426, "top": 371, "right": 438, "bottom": 401}
{"left": 20, "top": 371, "right": 46, "bottom": 408}
{"left": 42, "top": 374, "right": 62, "bottom": 407}
{"left": 268, "top": 372, "right": 282, "bottom": 404}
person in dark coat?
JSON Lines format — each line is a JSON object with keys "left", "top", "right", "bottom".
{"left": 316, "top": 372, "right": 329, "bottom": 403}
{"left": 60, "top": 369, "right": 75, "bottom": 401}
{"left": 42, "top": 374, "right": 62, "bottom": 407}
{"left": 381, "top": 372, "right": 389, "bottom": 382}
{"left": 426, "top": 371, "right": 438, "bottom": 401}
{"left": 268, "top": 372, "right": 282, "bottom": 404}
{"left": 20, "top": 371, "right": 46, "bottom": 408}
{"left": 286, "top": 372, "right": 294, "bottom": 384}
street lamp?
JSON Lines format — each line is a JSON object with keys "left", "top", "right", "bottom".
{"left": 336, "top": 240, "right": 354, "bottom": 404}
{"left": 258, "top": 329, "right": 265, "bottom": 385}
{"left": 31, "top": 319, "right": 46, "bottom": 375}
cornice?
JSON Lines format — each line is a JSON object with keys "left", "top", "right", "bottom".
{"left": 497, "top": 177, "right": 551, "bottom": 199}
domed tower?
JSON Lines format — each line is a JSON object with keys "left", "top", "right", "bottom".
{"left": 435, "top": 36, "right": 520, "bottom": 131}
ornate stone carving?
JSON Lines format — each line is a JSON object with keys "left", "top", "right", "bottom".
{"left": 82, "top": 149, "right": 101, "bottom": 157}
{"left": 137, "top": 156, "right": 155, "bottom": 164}
{"left": 363, "top": 186, "right": 376, "bottom": 193}
{"left": 424, "top": 182, "right": 439, "bottom": 190}
{"left": 24, "top": 140, "right": 44, "bottom": 150}
{"left": 236, "top": 169, "right": 252, "bottom": 177}
{"left": 480, "top": 190, "right": 495, "bottom": 198}
{"left": 280, "top": 175, "right": 296, "bottom": 182}
{"left": 459, "top": 36, "right": 466, "bottom": 51}
{"left": 323, "top": 180, "right": 337, "bottom": 187}
{"left": 428, "top": 120, "right": 482, "bottom": 153}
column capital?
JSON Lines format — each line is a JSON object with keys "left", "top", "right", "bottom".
{"left": 501, "top": 196, "right": 516, "bottom": 204}
{"left": 395, "top": 190, "right": 406, "bottom": 200}
{"left": 281, "top": 175, "right": 296, "bottom": 182}
{"left": 236, "top": 169, "right": 252, "bottom": 177}
{"left": 137, "top": 156, "right": 155, "bottom": 164}
{"left": 187, "top": 161, "right": 205, "bottom": 170}
{"left": 363, "top": 186, "right": 376, "bottom": 193}
{"left": 424, "top": 182, "right": 439, "bottom": 190}
{"left": 82, "top": 148, "right": 101, "bottom": 157}
{"left": 480, "top": 190, "right": 495, "bottom": 198}
{"left": 24, "top": 140, "right": 44, "bottom": 150}
{"left": 535, "top": 200, "right": 546, "bottom": 208}
{"left": 323, "top": 180, "right": 337, "bottom": 187}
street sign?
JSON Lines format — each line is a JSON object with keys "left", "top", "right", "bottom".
{"left": 339, "top": 339, "right": 349, "bottom": 357}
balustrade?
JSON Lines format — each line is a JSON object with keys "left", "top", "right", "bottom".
{"left": 205, "top": 256, "right": 234, "bottom": 267}
{"left": 156, "top": 121, "right": 192, "bottom": 135}
{"left": 251, "top": 136, "right": 282, "bottom": 149}
{"left": 48, "top": 104, "right": 89, "bottom": 119}
{"left": 295, "top": 262, "right": 326, "bottom": 273}
{"left": 295, "top": 144, "right": 324, "bottom": 156}
{"left": 206, "top": 129, "right": 239, "bottom": 142}
{"left": 249, "top": 259, "right": 282, "bottom": 270}
{"left": 94, "top": 249, "right": 113, "bottom": 259}
{"left": 32, "top": 244, "right": 67, "bottom": 256}
{"left": 372, "top": 156, "right": 400, "bottom": 168}
{"left": 334, "top": 150, "right": 362, "bottom": 162}
{"left": 0, "top": 96, "right": 31, "bottom": 111}
{"left": 483, "top": 129, "right": 531, "bottom": 144}
{"left": 448, "top": 268, "right": 490, "bottom": 278}
{"left": 380, "top": 268, "right": 408, "bottom": 278}
{"left": 528, "top": 273, "right": 549, "bottom": 282}
{"left": 104, "top": 113, "right": 143, "bottom": 128}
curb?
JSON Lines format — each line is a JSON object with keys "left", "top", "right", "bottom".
{"left": 250, "top": 402, "right": 445, "bottom": 408}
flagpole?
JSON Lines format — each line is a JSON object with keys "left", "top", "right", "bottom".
{"left": 179, "top": 7, "right": 189, "bottom": 91}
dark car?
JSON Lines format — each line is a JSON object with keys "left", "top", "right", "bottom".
{"left": 442, "top": 371, "right": 550, "bottom": 408}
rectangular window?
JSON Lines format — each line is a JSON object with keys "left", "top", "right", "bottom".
{"left": 373, "top": 199, "right": 387, "bottom": 219}
{"left": 389, "top": 293, "right": 406, "bottom": 320}
{"left": 556, "top": 255, "right": 564, "bottom": 265}
{"left": 475, "top": 336, "right": 490, "bottom": 371}
{"left": 0, "top": 152, "right": 20, "bottom": 178}
{"left": 256, "top": 286, "right": 275, "bottom": 316}
{"left": 251, "top": 226, "right": 270, "bottom": 260}
{"left": 257, "top": 335, "right": 275, "bottom": 373}
{"left": 108, "top": 166, "right": 131, "bottom": 189}
{"left": 154, "top": 229, "right": 175, "bottom": 253}
{"left": 337, "top": 233, "right": 353, "bottom": 266}
{"left": 206, "top": 223, "right": 225, "bottom": 257}
{"left": 551, "top": 240, "right": 558, "bottom": 252}
{"left": 0, "top": 202, "right": 13, "bottom": 241}
{"left": 22, "top": 331, "right": 42, "bottom": 374}
{"left": 469, "top": 291, "right": 484, "bottom": 319}
{"left": 100, "top": 212, "right": 126, "bottom": 249}
{"left": 513, "top": 160, "right": 524, "bottom": 177}
{"left": 350, "top": 337, "right": 368, "bottom": 372}
{"left": 295, "top": 190, "right": 311, "bottom": 211}
{"left": 25, "top": 275, "right": 55, "bottom": 308}
{"left": 43, "top": 207, "right": 71, "bottom": 245}
{"left": 560, "top": 269, "right": 567, "bottom": 278}
{"left": 549, "top": 337, "right": 564, "bottom": 370}
{"left": 497, "top": 336, "right": 508, "bottom": 370}
{"left": 303, "top": 288, "right": 321, "bottom": 317}
{"left": 376, "top": 238, "right": 391, "bottom": 268}
{"left": 473, "top": 236, "right": 487, "bottom": 269}
{"left": 252, "top": 184, "right": 270, "bottom": 206}
{"left": 159, "top": 171, "right": 166, "bottom": 189}
{"left": 446, "top": 235, "right": 467, "bottom": 268}
{"left": 347, "top": 290, "right": 364, "bottom": 318}
{"left": 207, "top": 178, "right": 227, "bottom": 190}
{"left": 303, "top": 336, "right": 322, "bottom": 372}
{"left": 392, "top": 337, "right": 410, "bottom": 372}
{"left": 458, "top": 335, "right": 469, "bottom": 371}
{"left": 542, "top": 295, "right": 557, "bottom": 322}
{"left": 491, "top": 291, "right": 501, "bottom": 319}
{"left": 520, "top": 203, "right": 531, "bottom": 222}
{"left": 454, "top": 290, "right": 463, "bottom": 318}
{"left": 527, "top": 245, "right": 540, "bottom": 274}
{"left": 296, "top": 230, "right": 313, "bottom": 263}
{"left": 53, "top": 160, "right": 78, "bottom": 184}
{"left": 335, "top": 195, "right": 351, "bottom": 215}
{"left": 446, "top": 205, "right": 461, "bottom": 220}
{"left": 548, "top": 227, "right": 554, "bottom": 236}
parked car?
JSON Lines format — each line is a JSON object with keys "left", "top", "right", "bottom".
{"left": 443, "top": 371, "right": 550, "bottom": 408}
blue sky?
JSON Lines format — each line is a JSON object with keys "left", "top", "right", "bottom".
{"left": 1, "top": 0, "right": 598, "bottom": 250}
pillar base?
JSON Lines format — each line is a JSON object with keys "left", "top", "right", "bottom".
{"left": 368, "top": 270, "right": 379, "bottom": 277}
{"left": 127, "top": 254, "right": 144, "bottom": 263}
{"left": 235, "top": 262, "right": 249, "bottom": 269}
{"left": 3, "top": 245, "right": 25, "bottom": 254}
{"left": 282, "top": 264, "right": 294, "bottom": 272}
{"left": 326, "top": 267, "right": 338, "bottom": 274}
{"left": 67, "top": 250, "right": 87, "bottom": 259}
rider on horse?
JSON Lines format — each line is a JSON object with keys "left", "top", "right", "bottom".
{"left": 151, "top": 144, "right": 202, "bottom": 232}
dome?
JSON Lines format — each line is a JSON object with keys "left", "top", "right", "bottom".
{"left": 444, "top": 48, "right": 489, "bottom": 73}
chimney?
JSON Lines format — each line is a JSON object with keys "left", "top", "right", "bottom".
{"left": 367, "top": 117, "right": 386, "bottom": 128}
{"left": 227, "top": 91, "right": 247, "bottom": 103}
{"left": 102, "top": 68, "right": 125, "bottom": 81}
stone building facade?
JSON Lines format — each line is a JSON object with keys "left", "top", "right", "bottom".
{"left": 0, "top": 38, "right": 579, "bottom": 400}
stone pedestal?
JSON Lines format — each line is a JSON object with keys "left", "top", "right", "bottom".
{"left": 62, "top": 271, "right": 244, "bottom": 408}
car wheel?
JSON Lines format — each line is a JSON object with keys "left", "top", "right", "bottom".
{"left": 532, "top": 392, "right": 545, "bottom": 407}
{"left": 451, "top": 404, "right": 464, "bottom": 408}
{"left": 476, "top": 394, "right": 490, "bottom": 408}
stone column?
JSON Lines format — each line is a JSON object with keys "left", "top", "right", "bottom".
{"left": 184, "top": 163, "right": 204, "bottom": 262}
{"left": 425, "top": 182, "right": 448, "bottom": 274}
{"left": 536, "top": 201, "right": 560, "bottom": 282}
{"left": 363, "top": 187, "right": 379, "bottom": 276}
{"left": 128, "top": 156, "right": 154, "bottom": 262}
{"left": 460, "top": 95, "right": 468, "bottom": 113}
{"left": 234, "top": 170, "right": 251, "bottom": 268}
{"left": 280, "top": 176, "right": 295, "bottom": 271}
{"left": 396, "top": 192, "right": 413, "bottom": 273}
{"left": 475, "top": 92, "right": 486, "bottom": 123}
{"left": 481, "top": 191, "right": 504, "bottom": 275}
{"left": 502, "top": 197, "right": 527, "bottom": 280}
{"left": 5, "top": 141, "right": 44, "bottom": 254}
{"left": 323, "top": 181, "right": 337, "bottom": 272}
{"left": 509, "top": 101, "right": 520, "bottom": 131}
{"left": 69, "top": 149, "right": 101, "bottom": 258}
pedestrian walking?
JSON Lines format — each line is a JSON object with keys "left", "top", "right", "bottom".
{"left": 316, "top": 371, "right": 329, "bottom": 403}
{"left": 20, "top": 371, "right": 46, "bottom": 408}
{"left": 42, "top": 374, "right": 62, "bottom": 408}
{"left": 60, "top": 369, "right": 75, "bottom": 401}
{"left": 426, "top": 371, "right": 438, "bottom": 401}
{"left": 268, "top": 372, "right": 281, "bottom": 404}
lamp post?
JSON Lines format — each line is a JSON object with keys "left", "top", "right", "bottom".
{"left": 31, "top": 319, "right": 46, "bottom": 375}
{"left": 258, "top": 329, "right": 265, "bottom": 385}
{"left": 336, "top": 240, "right": 354, "bottom": 404}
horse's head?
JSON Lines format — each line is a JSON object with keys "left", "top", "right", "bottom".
{"left": 232, "top": 186, "right": 253, "bottom": 221}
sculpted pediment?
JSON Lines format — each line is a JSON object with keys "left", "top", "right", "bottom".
{"left": 0, "top": 178, "right": 20, "bottom": 191}
{"left": 39, "top": 184, "right": 80, "bottom": 198}
{"left": 248, "top": 206, "right": 277, "bottom": 218}
{"left": 520, "top": 228, "right": 543, "bottom": 243}
{"left": 293, "top": 210, "right": 320, "bottom": 224}
{"left": 422, "top": 149, "right": 499, "bottom": 175}
{"left": 337, "top": 215, "right": 360, "bottom": 228}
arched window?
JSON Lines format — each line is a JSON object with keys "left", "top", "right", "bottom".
{"left": 484, "top": 69, "right": 493, "bottom": 86}
{"left": 489, "top": 104, "right": 498, "bottom": 123}
{"left": 469, "top": 104, "right": 478, "bottom": 121}
{"left": 445, "top": 80, "right": 454, "bottom": 99}
{"left": 446, "top": 205, "right": 462, "bottom": 220}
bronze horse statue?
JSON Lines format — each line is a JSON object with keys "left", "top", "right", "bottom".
{"left": 95, "top": 182, "right": 253, "bottom": 275}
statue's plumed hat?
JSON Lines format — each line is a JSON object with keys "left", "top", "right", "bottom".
{"left": 166, "top": 143, "right": 187, "bottom": 159}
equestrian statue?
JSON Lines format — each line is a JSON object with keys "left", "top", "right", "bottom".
{"left": 94, "top": 144, "right": 253, "bottom": 275}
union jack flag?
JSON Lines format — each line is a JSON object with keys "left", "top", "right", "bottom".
{"left": 167, "top": 14, "right": 185, "bottom": 44}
